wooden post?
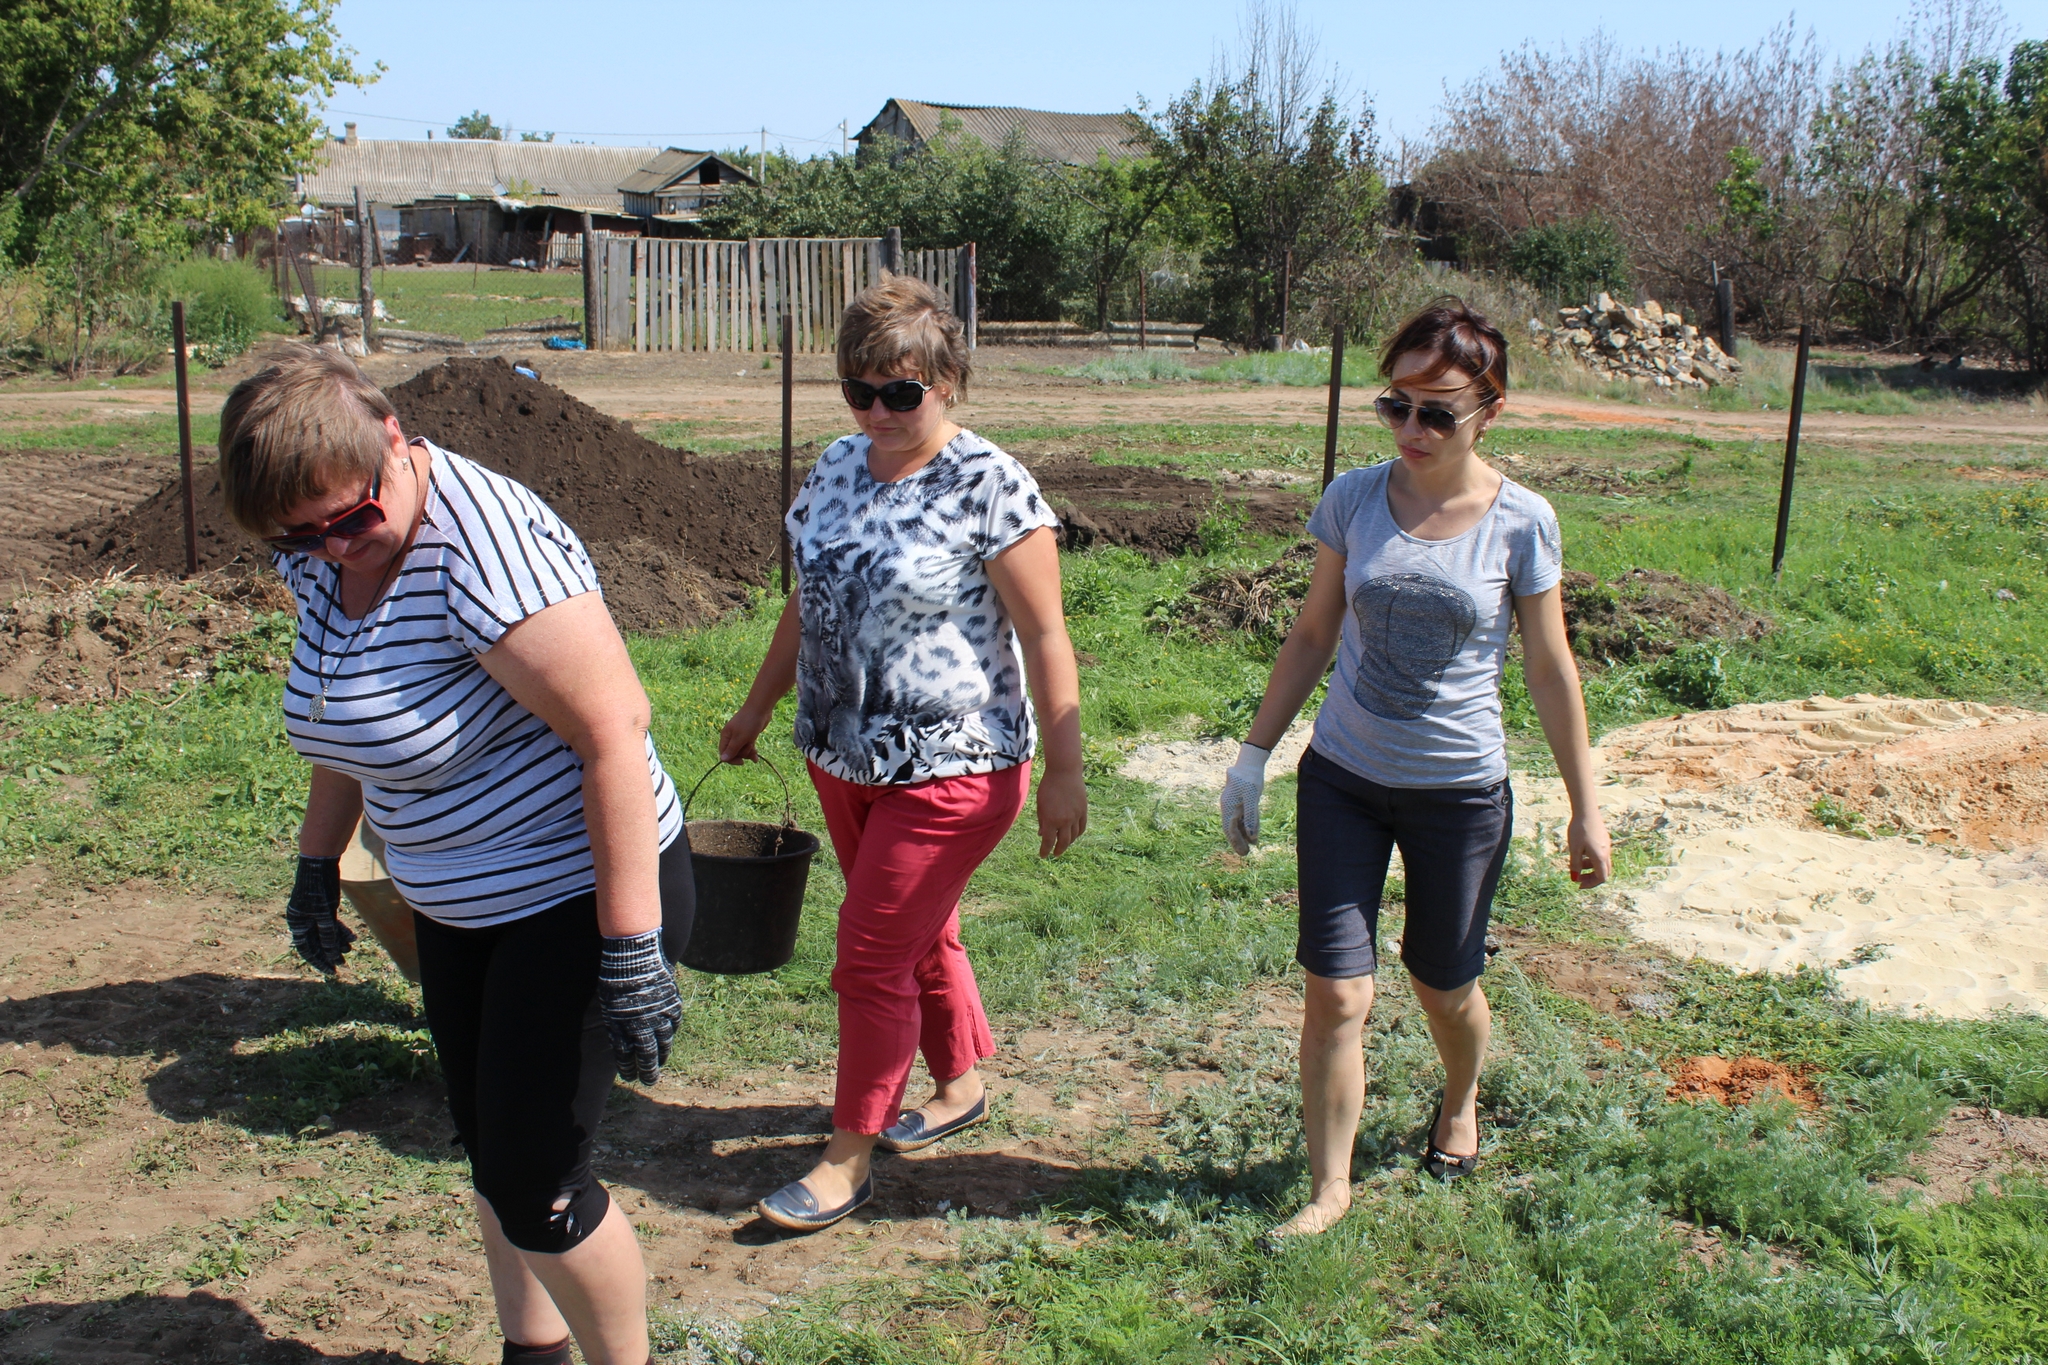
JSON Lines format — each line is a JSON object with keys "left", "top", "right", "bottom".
{"left": 354, "top": 186, "right": 377, "bottom": 352}
{"left": 171, "top": 302, "right": 197, "bottom": 577}
{"left": 1280, "top": 248, "right": 1292, "bottom": 347}
{"left": 1137, "top": 267, "right": 1148, "bottom": 351}
{"left": 883, "top": 226, "right": 902, "bottom": 275}
{"left": 1716, "top": 278, "right": 1737, "bottom": 359}
{"left": 963, "top": 242, "right": 977, "bottom": 350}
{"left": 1322, "top": 322, "right": 1346, "bottom": 491}
{"left": 1770, "top": 323, "right": 1812, "bottom": 580}
{"left": 781, "top": 312, "right": 794, "bottom": 595}
{"left": 581, "top": 213, "right": 597, "bottom": 348}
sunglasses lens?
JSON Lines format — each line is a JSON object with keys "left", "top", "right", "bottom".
{"left": 1374, "top": 396, "right": 1408, "bottom": 430}
{"left": 841, "top": 380, "right": 876, "bottom": 410}
{"left": 326, "top": 505, "right": 386, "bottom": 540}
{"left": 1375, "top": 396, "right": 1461, "bottom": 437}
{"left": 879, "top": 381, "right": 927, "bottom": 412}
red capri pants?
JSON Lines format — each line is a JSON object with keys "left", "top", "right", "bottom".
{"left": 808, "top": 758, "right": 1029, "bottom": 1135}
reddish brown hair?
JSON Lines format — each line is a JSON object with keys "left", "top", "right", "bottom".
{"left": 218, "top": 342, "right": 397, "bottom": 534}
{"left": 1378, "top": 297, "right": 1508, "bottom": 404}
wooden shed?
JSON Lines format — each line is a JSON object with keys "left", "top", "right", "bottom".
{"left": 618, "top": 150, "right": 758, "bottom": 223}
{"left": 856, "top": 99, "right": 1145, "bottom": 166}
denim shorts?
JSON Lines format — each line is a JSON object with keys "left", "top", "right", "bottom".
{"left": 1294, "top": 746, "right": 1512, "bottom": 990}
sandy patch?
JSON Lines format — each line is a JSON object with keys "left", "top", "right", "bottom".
{"left": 1512, "top": 695, "right": 2048, "bottom": 1018}
{"left": 1128, "top": 694, "right": 2048, "bottom": 1019}
{"left": 1120, "top": 716, "right": 1316, "bottom": 792}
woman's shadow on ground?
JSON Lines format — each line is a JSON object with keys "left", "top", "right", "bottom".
{"left": 1, "top": 1288, "right": 421, "bottom": 1363}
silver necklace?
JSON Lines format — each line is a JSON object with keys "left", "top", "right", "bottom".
{"left": 306, "top": 460, "right": 426, "bottom": 723}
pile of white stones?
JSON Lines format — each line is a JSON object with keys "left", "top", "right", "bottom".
{"left": 1527, "top": 291, "right": 1743, "bottom": 390}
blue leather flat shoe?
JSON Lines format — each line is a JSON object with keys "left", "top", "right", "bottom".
{"left": 877, "top": 1093, "right": 987, "bottom": 1153}
{"left": 756, "top": 1172, "right": 873, "bottom": 1232}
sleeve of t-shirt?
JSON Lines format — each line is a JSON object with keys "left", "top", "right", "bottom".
{"left": 1305, "top": 467, "right": 1368, "bottom": 556}
{"left": 1509, "top": 492, "right": 1565, "bottom": 598}
{"left": 440, "top": 485, "right": 603, "bottom": 654}
{"left": 974, "top": 454, "right": 1061, "bottom": 560}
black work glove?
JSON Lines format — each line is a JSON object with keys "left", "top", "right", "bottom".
{"left": 598, "top": 929, "right": 681, "bottom": 1085}
{"left": 286, "top": 854, "right": 355, "bottom": 974}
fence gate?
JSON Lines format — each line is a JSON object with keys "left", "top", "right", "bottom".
{"left": 588, "top": 237, "right": 975, "bottom": 352}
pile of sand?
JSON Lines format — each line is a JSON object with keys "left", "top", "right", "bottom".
{"left": 1513, "top": 695, "right": 2048, "bottom": 1019}
{"left": 1126, "top": 694, "right": 2048, "bottom": 1019}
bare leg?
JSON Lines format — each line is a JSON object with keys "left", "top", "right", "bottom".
{"left": 1269, "top": 971, "right": 1375, "bottom": 1239}
{"left": 478, "top": 1194, "right": 649, "bottom": 1365}
{"left": 899, "top": 1065, "right": 985, "bottom": 1129}
{"left": 1411, "top": 977, "right": 1490, "bottom": 1157}
{"left": 477, "top": 1196, "right": 569, "bottom": 1348}
{"left": 793, "top": 1128, "right": 881, "bottom": 1207}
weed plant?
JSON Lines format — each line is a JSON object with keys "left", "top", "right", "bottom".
{"left": 1064, "top": 352, "right": 1199, "bottom": 384}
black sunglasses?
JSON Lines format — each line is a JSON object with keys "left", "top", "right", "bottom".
{"left": 1373, "top": 392, "right": 1489, "bottom": 439}
{"left": 841, "top": 377, "right": 935, "bottom": 412}
{"left": 264, "top": 471, "right": 387, "bottom": 555}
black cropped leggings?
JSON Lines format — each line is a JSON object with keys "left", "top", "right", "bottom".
{"left": 412, "top": 837, "right": 694, "bottom": 1254}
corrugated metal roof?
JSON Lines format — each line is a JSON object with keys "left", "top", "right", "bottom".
{"left": 866, "top": 100, "right": 1145, "bottom": 165}
{"left": 616, "top": 149, "right": 756, "bottom": 194}
{"left": 296, "top": 140, "right": 663, "bottom": 211}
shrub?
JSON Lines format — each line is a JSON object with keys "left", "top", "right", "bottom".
{"left": 1505, "top": 216, "right": 1630, "bottom": 303}
{"left": 154, "top": 256, "right": 286, "bottom": 363}
{"left": 1650, "top": 642, "right": 1737, "bottom": 709}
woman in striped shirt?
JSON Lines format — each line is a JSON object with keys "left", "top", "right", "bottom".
{"left": 219, "top": 344, "right": 685, "bottom": 1365}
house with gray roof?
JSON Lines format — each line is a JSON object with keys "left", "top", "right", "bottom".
{"left": 856, "top": 100, "right": 1145, "bottom": 166}
{"left": 293, "top": 127, "right": 756, "bottom": 264}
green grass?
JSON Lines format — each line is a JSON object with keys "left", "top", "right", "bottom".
{"left": 1063, "top": 352, "right": 1200, "bottom": 384}
{"left": 307, "top": 265, "right": 583, "bottom": 341}
{"left": 1198, "top": 348, "right": 1380, "bottom": 387}
{"left": 4, "top": 423, "right": 2048, "bottom": 1360}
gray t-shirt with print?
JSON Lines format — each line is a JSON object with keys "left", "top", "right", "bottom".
{"left": 1305, "top": 461, "right": 1563, "bottom": 789}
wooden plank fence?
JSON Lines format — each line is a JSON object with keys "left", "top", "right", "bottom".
{"left": 589, "top": 237, "right": 974, "bottom": 352}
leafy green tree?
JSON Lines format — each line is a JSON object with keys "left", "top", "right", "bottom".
{"left": 1, "top": 0, "right": 372, "bottom": 262}
{"left": 703, "top": 125, "right": 1084, "bottom": 321}
{"left": 1050, "top": 151, "right": 1203, "bottom": 333}
{"left": 446, "top": 110, "right": 502, "bottom": 141}
{"left": 1923, "top": 39, "right": 2048, "bottom": 368}
{"left": 1140, "top": 4, "right": 1382, "bottom": 346}
{"left": 518, "top": 129, "right": 555, "bottom": 144}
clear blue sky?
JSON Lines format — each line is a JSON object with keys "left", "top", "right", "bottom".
{"left": 317, "top": 0, "right": 2044, "bottom": 156}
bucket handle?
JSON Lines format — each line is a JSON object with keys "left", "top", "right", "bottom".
{"left": 682, "top": 754, "right": 800, "bottom": 852}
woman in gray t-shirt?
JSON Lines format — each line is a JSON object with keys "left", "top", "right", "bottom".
{"left": 1219, "top": 300, "right": 1611, "bottom": 1239}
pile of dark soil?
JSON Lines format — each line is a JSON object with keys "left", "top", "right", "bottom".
{"left": 1563, "top": 568, "right": 1774, "bottom": 664}
{"left": 0, "top": 571, "right": 295, "bottom": 703}
{"left": 1040, "top": 458, "right": 1308, "bottom": 556}
{"left": 72, "top": 357, "right": 1313, "bottom": 632}
{"left": 1147, "top": 540, "right": 1317, "bottom": 652}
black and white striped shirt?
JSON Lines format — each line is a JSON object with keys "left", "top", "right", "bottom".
{"left": 277, "top": 443, "right": 683, "bottom": 928}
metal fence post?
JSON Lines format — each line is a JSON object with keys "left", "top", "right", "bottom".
{"left": 1770, "top": 324, "right": 1812, "bottom": 580}
{"left": 581, "top": 212, "right": 597, "bottom": 349}
{"left": 1323, "top": 323, "right": 1346, "bottom": 491}
{"left": 172, "top": 302, "right": 197, "bottom": 576}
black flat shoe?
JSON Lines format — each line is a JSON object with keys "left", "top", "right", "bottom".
{"left": 1422, "top": 1093, "right": 1481, "bottom": 1182}
{"left": 756, "top": 1172, "right": 874, "bottom": 1231}
{"left": 877, "top": 1093, "right": 987, "bottom": 1153}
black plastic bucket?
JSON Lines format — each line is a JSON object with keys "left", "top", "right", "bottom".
{"left": 672, "top": 757, "right": 819, "bottom": 975}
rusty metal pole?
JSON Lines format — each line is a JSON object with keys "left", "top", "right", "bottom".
{"left": 172, "top": 302, "right": 198, "bottom": 576}
{"left": 1322, "top": 323, "right": 1346, "bottom": 491}
{"left": 355, "top": 186, "right": 377, "bottom": 352}
{"left": 580, "top": 212, "right": 597, "bottom": 348}
{"left": 1137, "top": 267, "right": 1148, "bottom": 351}
{"left": 781, "top": 312, "right": 794, "bottom": 595}
{"left": 1770, "top": 323, "right": 1812, "bottom": 580}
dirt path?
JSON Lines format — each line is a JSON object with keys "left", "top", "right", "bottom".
{"left": 0, "top": 870, "right": 1277, "bottom": 1362}
{"left": 7, "top": 349, "right": 2046, "bottom": 450}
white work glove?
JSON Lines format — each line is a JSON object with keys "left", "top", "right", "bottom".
{"left": 1220, "top": 742, "right": 1271, "bottom": 855}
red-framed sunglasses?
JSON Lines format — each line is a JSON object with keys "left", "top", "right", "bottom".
{"left": 264, "top": 471, "right": 387, "bottom": 555}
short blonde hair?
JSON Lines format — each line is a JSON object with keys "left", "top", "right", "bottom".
{"left": 218, "top": 342, "right": 398, "bottom": 535}
{"left": 836, "top": 275, "right": 971, "bottom": 405}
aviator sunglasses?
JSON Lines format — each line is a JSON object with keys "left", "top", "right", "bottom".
{"left": 1373, "top": 391, "right": 1491, "bottom": 440}
{"left": 841, "top": 377, "right": 935, "bottom": 412}
{"left": 264, "top": 470, "right": 387, "bottom": 555}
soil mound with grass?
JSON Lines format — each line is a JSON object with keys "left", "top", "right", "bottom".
{"left": 1147, "top": 540, "right": 1317, "bottom": 650}
{"left": 1562, "top": 568, "right": 1773, "bottom": 663}
{"left": 0, "top": 571, "right": 295, "bottom": 703}
{"left": 65, "top": 357, "right": 1308, "bottom": 631}
{"left": 1667, "top": 1056, "right": 1819, "bottom": 1109}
